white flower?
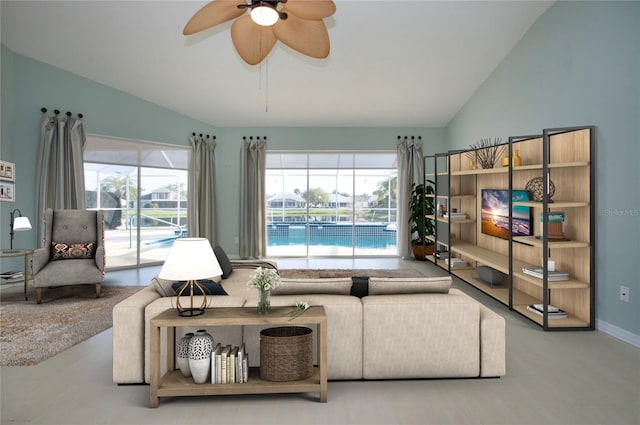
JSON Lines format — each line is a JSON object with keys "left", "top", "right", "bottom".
{"left": 247, "top": 267, "right": 281, "bottom": 292}
{"left": 284, "top": 301, "right": 310, "bottom": 321}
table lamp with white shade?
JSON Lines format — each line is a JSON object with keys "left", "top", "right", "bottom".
{"left": 158, "top": 238, "right": 223, "bottom": 317}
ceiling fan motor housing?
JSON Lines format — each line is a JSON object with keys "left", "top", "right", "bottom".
{"left": 240, "top": 0, "right": 288, "bottom": 22}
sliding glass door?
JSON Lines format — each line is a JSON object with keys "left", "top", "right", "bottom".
{"left": 84, "top": 136, "right": 189, "bottom": 269}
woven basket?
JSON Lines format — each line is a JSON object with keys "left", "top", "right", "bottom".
{"left": 260, "top": 326, "right": 313, "bottom": 382}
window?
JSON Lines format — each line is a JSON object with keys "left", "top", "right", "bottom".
{"left": 84, "top": 135, "right": 189, "bottom": 269}
{"left": 266, "top": 152, "right": 397, "bottom": 257}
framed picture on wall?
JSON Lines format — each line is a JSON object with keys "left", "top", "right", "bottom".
{"left": 0, "top": 160, "right": 15, "bottom": 181}
{"left": 0, "top": 181, "right": 15, "bottom": 202}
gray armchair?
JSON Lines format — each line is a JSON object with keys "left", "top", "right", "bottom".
{"left": 32, "top": 209, "right": 106, "bottom": 304}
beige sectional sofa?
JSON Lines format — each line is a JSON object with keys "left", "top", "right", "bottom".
{"left": 112, "top": 267, "right": 506, "bottom": 384}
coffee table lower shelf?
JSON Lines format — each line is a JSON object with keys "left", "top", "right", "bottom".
{"left": 157, "top": 367, "right": 323, "bottom": 399}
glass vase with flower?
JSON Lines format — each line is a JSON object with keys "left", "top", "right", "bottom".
{"left": 247, "top": 267, "right": 281, "bottom": 315}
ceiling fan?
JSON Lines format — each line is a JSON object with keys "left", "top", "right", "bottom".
{"left": 183, "top": 0, "right": 336, "bottom": 65}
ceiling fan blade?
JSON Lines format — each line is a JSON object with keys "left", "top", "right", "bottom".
{"left": 183, "top": 0, "right": 245, "bottom": 35}
{"left": 231, "top": 15, "right": 277, "bottom": 65}
{"left": 283, "top": 0, "right": 336, "bottom": 20}
{"left": 273, "top": 13, "right": 330, "bottom": 59}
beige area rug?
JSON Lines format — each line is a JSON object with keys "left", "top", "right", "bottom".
{"left": 278, "top": 268, "right": 425, "bottom": 279}
{"left": 0, "top": 285, "right": 145, "bottom": 366}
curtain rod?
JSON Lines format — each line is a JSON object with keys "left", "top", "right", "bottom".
{"left": 242, "top": 136, "right": 267, "bottom": 140}
{"left": 397, "top": 136, "right": 422, "bottom": 140}
{"left": 41, "top": 107, "right": 83, "bottom": 119}
{"left": 191, "top": 133, "right": 216, "bottom": 140}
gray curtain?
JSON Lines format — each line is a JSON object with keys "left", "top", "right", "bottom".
{"left": 36, "top": 111, "right": 86, "bottom": 243}
{"left": 239, "top": 137, "right": 267, "bottom": 258}
{"left": 187, "top": 134, "right": 217, "bottom": 244}
{"left": 397, "top": 136, "right": 424, "bottom": 258}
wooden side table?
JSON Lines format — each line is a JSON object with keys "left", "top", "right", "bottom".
{"left": 0, "top": 249, "right": 33, "bottom": 300}
{"left": 149, "top": 306, "right": 327, "bottom": 407}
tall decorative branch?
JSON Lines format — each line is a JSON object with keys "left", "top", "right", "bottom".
{"left": 465, "top": 138, "right": 506, "bottom": 169}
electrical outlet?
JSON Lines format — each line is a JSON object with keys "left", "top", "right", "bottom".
{"left": 619, "top": 286, "right": 630, "bottom": 302}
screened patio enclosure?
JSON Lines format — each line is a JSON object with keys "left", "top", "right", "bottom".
{"left": 265, "top": 152, "right": 399, "bottom": 257}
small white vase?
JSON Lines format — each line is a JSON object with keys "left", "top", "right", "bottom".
{"left": 188, "top": 330, "right": 213, "bottom": 384}
{"left": 176, "top": 332, "right": 194, "bottom": 377}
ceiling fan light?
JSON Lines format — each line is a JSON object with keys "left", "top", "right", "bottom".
{"left": 251, "top": 4, "right": 279, "bottom": 26}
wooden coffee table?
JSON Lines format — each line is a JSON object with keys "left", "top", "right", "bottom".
{"left": 149, "top": 306, "right": 327, "bottom": 407}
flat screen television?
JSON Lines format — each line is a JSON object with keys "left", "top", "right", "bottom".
{"left": 481, "top": 189, "right": 532, "bottom": 239}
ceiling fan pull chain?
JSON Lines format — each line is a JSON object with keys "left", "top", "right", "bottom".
{"left": 265, "top": 56, "right": 269, "bottom": 112}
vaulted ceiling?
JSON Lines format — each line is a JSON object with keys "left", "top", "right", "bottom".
{"left": 1, "top": 1, "right": 553, "bottom": 128}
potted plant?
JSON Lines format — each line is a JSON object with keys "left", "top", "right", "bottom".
{"left": 409, "top": 180, "right": 436, "bottom": 260}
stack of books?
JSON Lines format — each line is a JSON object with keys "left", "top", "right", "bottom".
{"left": 211, "top": 343, "right": 249, "bottom": 384}
{"left": 0, "top": 270, "right": 23, "bottom": 280}
{"left": 445, "top": 257, "right": 467, "bottom": 268}
{"left": 522, "top": 266, "right": 569, "bottom": 281}
{"left": 526, "top": 303, "right": 567, "bottom": 319}
{"left": 444, "top": 212, "right": 467, "bottom": 221}
{"left": 433, "top": 250, "right": 449, "bottom": 259}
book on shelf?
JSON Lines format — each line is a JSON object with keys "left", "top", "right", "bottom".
{"left": 220, "top": 345, "right": 231, "bottom": 384}
{"left": 1, "top": 270, "right": 23, "bottom": 280}
{"left": 210, "top": 343, "right": 222, "bottom": 384}
{"left": 242, "top": 353, "right": 249, "bottom": 383}
{"left": 229, "top": 346, "right": 238, "bottom": 384}
{"left": 522, "top": 266, "right": 569, "bottom": 281}
{"left": 526, "top": 304, "right": 567, "bottom": 319}
{"left": 237, "top": 343, "right": 245, "bottom": 383}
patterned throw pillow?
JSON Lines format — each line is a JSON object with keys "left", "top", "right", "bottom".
{"left": 51, "top": 242, "right": 95, "bottom": 260}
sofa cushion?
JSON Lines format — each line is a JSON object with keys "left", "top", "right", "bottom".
{"left": 171, "top": 280, "right": 228, "bottom": 296}
{"left": 51, "top": 241, "right": 95, "bottom": 260}
{"left": 272, "top": 278, "right": 352, "bottom": 295}
{"left": 368, "top": 276, "right": 451, "bottom": 295}
{"left": 362, "top": 293, "right": 480, "bottom": 379}
{"left": 213, "top": 245, "right": 233, "bottom": 278}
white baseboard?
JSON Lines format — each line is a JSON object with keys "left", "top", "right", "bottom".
{"left": 597, "top": 319, "right": 640, "bottom": 348}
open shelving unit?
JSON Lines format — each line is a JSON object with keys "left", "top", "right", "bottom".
{"left": 424, "top": 153, "right": 450, "bottom": 269}
{"left": 429, "top": 126, "right": 594, "bottom": 330}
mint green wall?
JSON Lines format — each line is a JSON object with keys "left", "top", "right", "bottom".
{"left": 446, "top": 1, "right": 640, "bottom": 335}
{"left": 0, "top": 45, "right": 446, "bottom": 259}
{"left": 0, "top": 45, "right": 217, "bottom": 257}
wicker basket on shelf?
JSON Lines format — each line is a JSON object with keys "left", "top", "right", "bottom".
{"left": 260, "top": 326, "right": 313, "bottom": 382}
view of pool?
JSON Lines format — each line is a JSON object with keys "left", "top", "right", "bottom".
{"left": 267, "top": 222, "right": 397, "bottom": 250}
